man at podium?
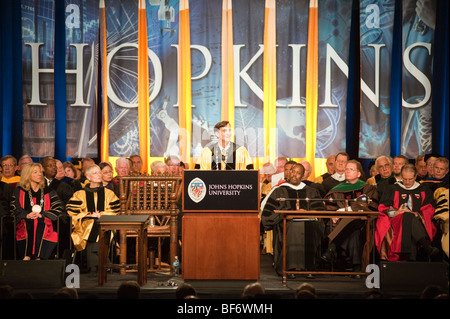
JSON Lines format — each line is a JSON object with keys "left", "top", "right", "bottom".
{"left": 261, "top": 163, "right": 325, "bottom": 276}
{"left": 197, "top": 121, "right": 253, "bottom": 170}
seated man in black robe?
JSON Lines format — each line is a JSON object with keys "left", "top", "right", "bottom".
{"left": 261, "top": 163, "right": 325, "bottom": 275}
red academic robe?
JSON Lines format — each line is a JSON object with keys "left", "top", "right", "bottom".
{"left": 375, "top": 183, "right": 436, "bottom": 261}
{"left": 15, "top": 188, "right": 59, "bottom": 256}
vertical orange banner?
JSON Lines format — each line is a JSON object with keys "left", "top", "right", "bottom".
{"left": 100, "top": 0, "right": 109, "bottom": 162}
{"left": 263, "top": 0, "right": 277, "bottom": 163}
{"left": 179, "top": 0, "right": 192, "bottom": 165}
{"left": 221, "top": 0, "right": 234, "bottom": 129}
{"left": 305, "top": 0, "right": 318, "bottom": 180}
{"left": 138, "top": 0, "right": 150, "bottom": 173}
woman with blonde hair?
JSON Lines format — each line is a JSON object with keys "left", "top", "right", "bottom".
{"left": 11, "top": 163, "right": 63, "bottom": 260}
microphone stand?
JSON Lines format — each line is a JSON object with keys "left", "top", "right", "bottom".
{"left": 276, "top": 194, "right": 371, "bottom": 211}
{"left": 275, "top": 194, "right": 373, "bottom": 272}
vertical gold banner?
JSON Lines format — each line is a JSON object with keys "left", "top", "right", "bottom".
{"left": 138, "top": 0, "right": 150, "bottom": 173}
{"left": 305, "top": 0, "right": 318, "bottom": 180}
{"left": 179, "top": 0, "right": 192, "bottom": 165}
{"left": 263, "top": 0, "right": 277, "bottom": 163}
{"left": 100, "top": 0, "right": 109, "bottom": 162}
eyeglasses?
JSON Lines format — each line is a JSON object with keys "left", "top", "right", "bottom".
{"left": 1, "top": 164, "right": 15, "bottom": 168}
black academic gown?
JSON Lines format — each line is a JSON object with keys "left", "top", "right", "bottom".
{"left": 261, "top": 183, "right": 325, "bottom": 274}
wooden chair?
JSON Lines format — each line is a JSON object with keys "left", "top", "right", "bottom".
{"left": 118, "top": 174, "right": 182, "bottom": 274}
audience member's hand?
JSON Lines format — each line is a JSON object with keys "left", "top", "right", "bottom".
{"left": 91, "top": 211, "right": 101, "bottom": 218}
{"left": 394, "top": 203, "right": 411, "bottom": 216}
{"left": 27, "top": 212, "right": 42, "bottom": 219}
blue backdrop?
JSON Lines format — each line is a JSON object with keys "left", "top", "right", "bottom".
{"left": 1, "top": 0, "right": 448, "bottom": 168}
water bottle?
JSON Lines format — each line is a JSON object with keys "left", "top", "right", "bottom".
{"left": 173, "top": 256, "right": 180, "bottom": 276}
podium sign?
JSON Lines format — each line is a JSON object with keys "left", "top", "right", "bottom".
{"left": 183, "top": 170, "right": 260, "bottom": 212}
{"left": 182, "top": 170, "right": 260, "bottom": 280}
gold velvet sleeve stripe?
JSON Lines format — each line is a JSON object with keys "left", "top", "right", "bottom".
{"left": 66, "top": 191, "right": 90, "bottom": 222}
{"left": 109, "top": 200, "right": 120, "bottom": 210}
{"left": 103, "top": 189, "right": 120, "bottom": 215}
{"left": 67, "top": 199, "right": 83, "bottom": 206}
{"left": 66, "top": 199, "right": 83, "bottom": 215}
{"left": 45, "top": 192, "right": 63, "bottom": 220}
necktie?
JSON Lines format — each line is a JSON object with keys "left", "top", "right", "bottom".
{"left": 221, "top": 152, "right": 226, "bottom": 170}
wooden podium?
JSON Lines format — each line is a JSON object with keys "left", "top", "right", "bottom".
{"left": 182, "top": 170, "right": 260, "bottom": 280}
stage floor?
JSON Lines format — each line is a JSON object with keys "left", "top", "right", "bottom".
{"left": 5, "top": 254, "right": 440, "bottom": 300}
{"left": 75, "top": 254, "right": 369, "bottom": 299}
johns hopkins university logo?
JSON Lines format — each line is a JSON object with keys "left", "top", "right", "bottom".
{"left": 188, "top": 178, "right": 206, "bottom": 203}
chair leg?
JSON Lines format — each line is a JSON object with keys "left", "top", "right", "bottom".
{"left": 157, "top": 237, "right": 162, "bottom": 269}
{"left": 135, "top": 239, "right": 139, "bottom": 267}
{"left": 148, "top": 248, "right": 155, "bottom": 270}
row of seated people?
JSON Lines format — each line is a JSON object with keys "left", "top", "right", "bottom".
{"left": 1, "top": 152, "right": 448, "bottom": 276}
{"left": 259, "top": 153, "right": 448, "bottom": 276}
{"left": 0, "top": 154, "right": 185, "bottom": 275}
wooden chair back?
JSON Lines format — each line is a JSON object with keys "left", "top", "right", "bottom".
{"left": 118, "top": 175, "right": 182, "bottom": 219}
{"left": 117, "top": 174, "right": 182, "bottom": 273}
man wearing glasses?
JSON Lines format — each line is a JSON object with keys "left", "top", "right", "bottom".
{"left": 1, "top": 155, "right": 21, "bottom": 187}
{"left": 323, "top": 160, "right": 379, "bottom": 273}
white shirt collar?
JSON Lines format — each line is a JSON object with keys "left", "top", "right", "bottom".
{"left": 259, "top": 182, "right": 306, "bottom": 213}
{"left": 45, "top": 177, "right": 52, "bottom": 185}
{"left": 331, "top": 172, "right": 346, "bottom": 181}
{"left": 283, "top": 182, "right": 307, "bottom": 190}
{"left": 218, "top": 141, "right": 230, "bottom": 153}
{"left": 395, "top": 180, "right": 421, "bottom": 190}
